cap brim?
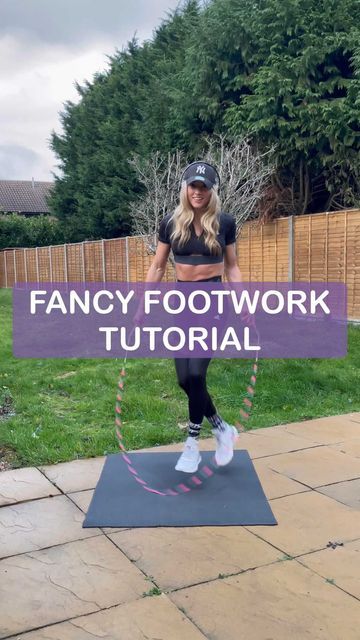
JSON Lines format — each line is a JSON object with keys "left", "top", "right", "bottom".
{"left": 185, "top": 176, "right": 213, "bottom": 189}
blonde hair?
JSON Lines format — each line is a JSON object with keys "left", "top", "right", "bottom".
{"left": 169, "top": 182, "right": 222, "bottom": 254}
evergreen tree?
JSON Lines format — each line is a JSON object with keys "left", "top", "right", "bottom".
{"left": 178, "top": 0, "right": 360, "bottom": 213}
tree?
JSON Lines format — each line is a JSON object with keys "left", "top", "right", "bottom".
{"left": 129, "top": 149, "right": 189, "bottom": 253}
{"left": 177, "top": 0, "right": 360, "bottom": 215}
{"left": 49, "top": 68, "right": 136, "bottom": 242}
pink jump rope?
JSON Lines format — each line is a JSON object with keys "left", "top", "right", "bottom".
{"left": 114, "top": 320, "right": 260, "bottom": 497}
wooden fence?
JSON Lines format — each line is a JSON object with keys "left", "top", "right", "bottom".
{"left": 1, "top": 209, "right": 359, "bottom": 319}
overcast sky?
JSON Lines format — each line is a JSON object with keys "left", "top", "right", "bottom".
{"left": 0, "top": 0, "right": 182, "bottom": 181}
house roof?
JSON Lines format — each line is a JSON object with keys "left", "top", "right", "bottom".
{"left": 0, "top": 180, "right": 54, "bottom": 214}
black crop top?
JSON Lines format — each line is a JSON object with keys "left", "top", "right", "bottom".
{"left": 158, "top": 212, "right": 236, "bottom": 265}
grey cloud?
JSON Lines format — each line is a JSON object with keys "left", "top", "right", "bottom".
{"left": 0, "top": 144, "right": 42, "bottom": 180}
{"left": 0, "top": 0, "right": 181, "bottom": 47}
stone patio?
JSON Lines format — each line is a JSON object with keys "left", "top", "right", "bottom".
{"left": 0, "top": 413, "right": 359, "bottom": 639}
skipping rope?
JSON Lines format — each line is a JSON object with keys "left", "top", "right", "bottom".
{"left": 114, "top": 322, "right": 260, "bottom": 497}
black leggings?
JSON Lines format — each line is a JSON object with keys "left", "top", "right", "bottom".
{"left": 174, "top": 357, "right": 217, "bottom": 423}
{"left": 174, "top": 275, "right": 222, "bottom": 424}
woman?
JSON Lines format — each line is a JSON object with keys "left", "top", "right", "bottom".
{"left": 144, "top": 161, "right": 243, "bottom": 473}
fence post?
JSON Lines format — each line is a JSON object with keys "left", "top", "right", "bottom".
{"left": 4, "top": 251, "right": 8, "bottom": 288}
{"left": 24, "top": 249, "right": 28, "bottom": 283}
{"left": 101, "top": 239, "right": 106, "bottom": 282}
{"left": 81, "top": 242, "right": 85, "bottom": 282}
{"left": 125, "top": 236, "right": 129, "bottom": 282}
{"left": 49, "top": 246, "right": 52, "bottom": 283}
{"left": 35, "top": 247, "right": 39, "bottom": 282}
{"left": 64, "top": 244, "right": 68, "bottom": 282}
{"left": 288, "top": 216, "right": 294, "bottom": 282}
{"left": 13, "top": 251, "right": 17, "bottom": 284}
{"left": 344, "top": 210, "right": 348, "bottom": 285}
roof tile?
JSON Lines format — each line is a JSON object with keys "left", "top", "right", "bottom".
{"left": 0, "top": 180, "right": 54, "bottom": 214}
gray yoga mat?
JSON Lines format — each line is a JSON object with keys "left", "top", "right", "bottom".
{"left": 83, "top": 450, "right": 277, "bottom": 528}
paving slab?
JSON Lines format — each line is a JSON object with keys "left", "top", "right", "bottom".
{"left": 330, "top": 437, "right": 360, "bottom": 459}
{"left": 109, "top": 526, "right": 282, "bottom": 590}
{"left": 0, "top": 495, "right": 101, "bottom": 559}
{"left": 252, "top": 458, "right": 311, "bottom": 499}
{"left": 68, "top": 489, "right": 127, "bottom": 534}
{"left": 0, "top": 536, "right": 149, "bottom": 638}
{"left": 246, "top": 491, "right": 360, "bottom": 557}
{"left": 16, "top": 595, "right": 207, "bottom": 639}
{"left": 240, "top": 426, "right": 320, "bottom": 458}
{"left": 275, "top": 414, "right": 360, "bottom": 444}
{"left": 266, "top": 446, "right": 360, "bottom": 487}
{"left": 0, "top": 467, "right": 60, "bottom": 506}
{"left": 66, "top": 489, "right": 95, "bottom": 513}
{"left": 39, "top": 457, "right": 106, "bottom": 493}
{"left": 298, "top": 538, "right": 360, "bottom": 600}
{"left": 170, "top": 560, "right": 360, "bottom": 640}
{"left": 316, "top": 478, "right": 360, "bottom": 509}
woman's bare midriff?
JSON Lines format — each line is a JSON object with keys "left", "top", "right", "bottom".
{"left": 175, "top": 257, "right": 224, "bottom": 281}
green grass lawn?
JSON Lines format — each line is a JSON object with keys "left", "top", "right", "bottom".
{"left": 0, "top": 288, "right": 359, "bottom": 469}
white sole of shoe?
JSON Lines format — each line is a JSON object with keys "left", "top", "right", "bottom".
{"left": 175, "top": 454, "right": 202, "bottom": 473}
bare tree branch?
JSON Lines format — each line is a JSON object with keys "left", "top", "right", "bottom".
{"left": 128, "top": 149, "right": 188, "bottom": 255}
{"left": 202, "top": 134, "right": 276, "bottom": 236}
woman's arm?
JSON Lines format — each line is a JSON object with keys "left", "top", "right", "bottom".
{"left": 134, "top": 241, "right": 171, "bottom": 324}
{"left": 224, "top": 243, "right": 242, "bottom": 282}
{"left": 145, "top": 241, "right": 171, "bottom": 282}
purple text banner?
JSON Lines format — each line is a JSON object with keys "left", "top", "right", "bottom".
{"left": 13, "top": 282, "right": 347, "bottom": 359}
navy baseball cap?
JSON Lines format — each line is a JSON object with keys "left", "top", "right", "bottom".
{"left": 182, "top": 162, "right": 220, "bottom": 189}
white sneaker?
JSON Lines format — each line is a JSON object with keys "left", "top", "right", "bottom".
{"left": 175, "top": 437, "right": 201, "bottom": 473}
{"left": 212, "top": 423, "right": 238, "bottom": 466}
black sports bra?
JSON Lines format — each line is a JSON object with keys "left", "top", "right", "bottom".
{"left": 158, "top": 212, "right": 236, "bottom": 266}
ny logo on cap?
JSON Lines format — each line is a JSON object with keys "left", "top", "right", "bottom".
{"left": 196, "top": 165, "right": 206, "bottom": 175}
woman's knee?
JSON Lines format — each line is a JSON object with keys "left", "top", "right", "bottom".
{"left": 174, "top": 358, "right": 209, "bottom": 392}
{"left": 177, "top": 377, "right": 189, "bottom": 392}
{"left": 177, "top": 371, "right": 204, "bottom": 392}
{"left": 187, "top": 371, "right": 206, "bottom": 390}
{"left": 174, "top": 358, "right": 190, "bottom": 392}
